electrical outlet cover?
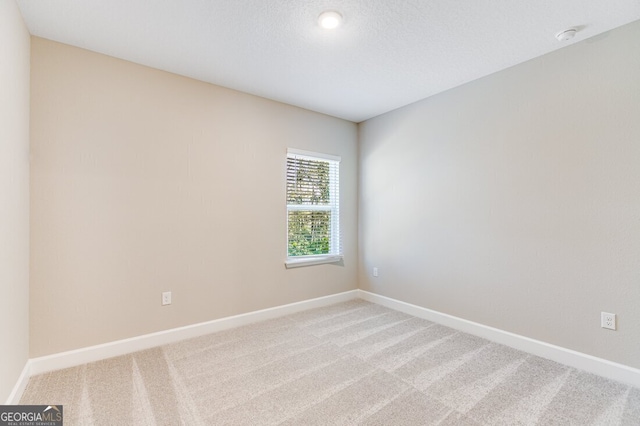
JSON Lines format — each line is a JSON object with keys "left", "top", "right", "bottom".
{"left": 601, "top": 312, "right": 616, "bottom": 330}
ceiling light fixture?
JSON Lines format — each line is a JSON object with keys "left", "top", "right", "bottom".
{"left": 318, "top": 10, "right": 342, "bottom": 29}
{"left": 555, "top": 28, "right": 577, "bottom": 42}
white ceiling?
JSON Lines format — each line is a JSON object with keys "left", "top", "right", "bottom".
{"left": 16, "top": 0, "right": 640, "bottom": 123}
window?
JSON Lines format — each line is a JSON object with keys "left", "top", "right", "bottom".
{"left": 285, "top": 149, "right": 342, "bottom": 268}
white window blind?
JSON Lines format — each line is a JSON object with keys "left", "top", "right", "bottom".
{"left": 286, "top": 149, "right": 341, "bottom": 265}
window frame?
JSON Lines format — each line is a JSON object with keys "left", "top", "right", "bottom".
{"left": 285, "top": 148, "right": 342, "bottom": 268}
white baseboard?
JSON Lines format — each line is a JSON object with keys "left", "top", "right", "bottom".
{"left": 17, "top": 288, "right": 640, "bottom": 396}
{"left": 5, "top": 361, "right": 31, "bottom": 405}
{"left": 29, "top": 290, "right": 359, "bottom": 376}
{"left": 358, "top": 289, "right": 640, "bottom": 388}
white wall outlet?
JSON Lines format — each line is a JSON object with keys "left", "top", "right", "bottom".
{"left": 601, "top": 312, "right": 616, "bottom": 330}
{"left": 373, "top": 267, "right": 379, "bottom": 277}
{"left": 162, "top": 291, "right": 172, "bottom": 306}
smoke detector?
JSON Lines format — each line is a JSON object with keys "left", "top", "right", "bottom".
{"left": 556, "top": 28, "right": 577, "bottom": 42}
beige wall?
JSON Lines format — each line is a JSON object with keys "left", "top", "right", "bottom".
{"left": 0, "top": 0, "right": 30, "bottom": 402}
{"left": 359, "top": 20, "right": 640, "bottom": 368}
{"left": 30, "top": 38, "right": 358, "bottom": 357}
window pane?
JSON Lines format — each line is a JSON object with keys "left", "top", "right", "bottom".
{"left": 287, "top": 158, "right": 330, "bottom": 205}
{"left": 287, "top": 210, "right": 331, "bottom": 256}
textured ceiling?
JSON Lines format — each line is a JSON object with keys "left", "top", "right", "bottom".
{"left": 16, "top": 0, "right": 640, "bottom": 122}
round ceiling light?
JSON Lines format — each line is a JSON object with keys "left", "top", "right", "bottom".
{"left": 318, "top": 10, "right": 342, "bottom": 29}
{"left": 555, "top": 28, "right": 577, "bottom": 42}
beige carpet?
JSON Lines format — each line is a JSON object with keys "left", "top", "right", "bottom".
{"left": 21, "top": 299, "right": 640, "bottom": 425}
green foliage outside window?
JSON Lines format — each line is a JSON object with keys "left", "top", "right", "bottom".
{"left": 287, "top": 158, "right": 331, "bottom": 256}
{"left": 288, "top": 211, "right": 331, "bottom": 256}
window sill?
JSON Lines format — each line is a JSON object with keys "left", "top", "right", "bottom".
{"left": 285, "top": 255, "right": 343, "bottom": 269}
